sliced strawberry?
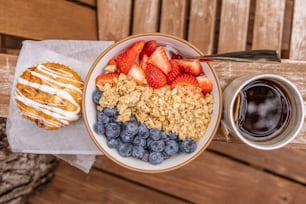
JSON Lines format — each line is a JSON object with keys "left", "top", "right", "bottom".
{"left": 174, "top": 59, "right": 202, "bottom": 76}
{"left": 148, "top": 46, "right": 171, "bottom": 74}
{"left": 140, "top": 40, "right": 156, "bottom": 59}
{"left": 141, "top": 54, "right": 149, "bottom": 70}
{"left": 108, "top": 58, "right": 117, "bottom": 65}
{"left": 116, "top": 40, "right": 145, "bottom": 74}
{"left": 197, "top": 75, "right": 213, "bottom": 94}
{"left": 167, "top": 60, "right": 181, "bottom": 84}
{"left": 170, "top": 51, "right": 183, "bottom": 60}
{"left": 171, "top": 74, "right": 199, "bottom": 89}
{"left": 145, "top": 63, "right": 167, "bottom": 89}
{"left": 95, "top": 73, "right": 120, "bottom": 85}
{"left": 128, "top": 64, "right": 146, "bottom": 85}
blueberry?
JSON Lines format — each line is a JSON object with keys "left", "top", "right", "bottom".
{"left": 125, "top": 122, "right": 139, "bottom": 136}
{"left": 107, "top": 138, "right": 120, "bottom": 148}
{"left": 105, "top": 123, "right": 121, "bottom": 138}
{"left": 180, "top": 139, "right": 197, "bottom": 153}
{"left": 93, "top": 122, "right": 105, "bottom": 135}
{"left": 96, "top": 111, "right": 110, "bottom": 124}
{"left": 132, "top": 146, "right": 145, "bottom": 159}
{"left": 146, "top": 138, "right": 154, "bottom": 149}
{"left": 164, "top": 140, "right": 179, "bottom": 156}
{"left": 138, "top": 124, "right": 150, "bottom": 139}
{"left": 161, "top": 131, "right": 170, "bottom": 142}
{"left": 92, "top": 90, "right": 102, "bottom": 104}
{"left": 150, "top": 128, "right": 161, "bottom": 140}
{"left": 103, "top": 107, "right": 118, "bottom": 118}
{"left": 162, "top": 152, "right": 170, "bottom": 160}
{"left": 149, "top": 140, "right": 165, "bottom": 152}
{"left": 120, "top": 130, "right": 134, "bottom": 143}
{"left": 141, "top": 150, "right": 149, "bottom": 162}
{"left": 169, "top": 132, "right": 178, "bottom": 141}
{"left": 118, "top": 143, "right": 133, "bottom": 157}
{"left": 149, "top": 152, "right": 164, "bottom": 165}
{"left": 133, "top": 136, "right": 146, "bottom": 147}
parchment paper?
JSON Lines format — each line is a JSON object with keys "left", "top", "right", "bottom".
{"left": 6, "top": 40, "right": 114, "bottom": 173}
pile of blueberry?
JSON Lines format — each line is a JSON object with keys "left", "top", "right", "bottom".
{"left": 92, "top": 90, "right": 197, "bottom": 165}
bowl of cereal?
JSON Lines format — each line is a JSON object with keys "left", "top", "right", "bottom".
{"left": 83, "top": 33, "right": 222, "bottom": 173}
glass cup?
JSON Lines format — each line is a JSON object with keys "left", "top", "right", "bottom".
{"left": 222, "top": 74, "right": 305, "bottom": 150}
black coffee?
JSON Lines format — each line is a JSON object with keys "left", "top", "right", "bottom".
{"left": 235, "top": 79, "right": 291, "bottom": 141}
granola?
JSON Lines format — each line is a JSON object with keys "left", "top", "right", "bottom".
{"left": 97, "top": 74, "right": 214, "bottom": 141}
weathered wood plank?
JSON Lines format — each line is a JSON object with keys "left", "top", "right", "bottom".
{"left": 218, "top": 0, "right": 251, "bottom": 52}
{"left": 281, "top": 0, "right": 294, "bottom": 57}
{"left": 29, "top": 161, "right": 187, "bottom": 204}
{"left": 160, "top": 0, "right": 188, "bottom": 38}
{"left": 97, "top": 0, "right": 132, "bottom": 41}
{"left": 188, "top": 0, "right": 217, "bottom": 54}
{"left": 289, "top": 0, "right": 306, "bottom": 60}
{"left": 209, "top": 142, "right": 306, "bottom": 184}
{"left": 75, "top": 0, "right": 96, "bottom": 7}
{"left": 94, "top": 153, "right": 306, "bottom": 203}
{"left": 252, "top": 0, "right": 286, "bottom": 54}
{"left": 0, "top": 0, "right": 97, "bottom": 40}
{"left": 132, "top": 0, "right": 160, "bottom": 34}
{"left": 0, "top": 54, "right": 17, "bottom": 117}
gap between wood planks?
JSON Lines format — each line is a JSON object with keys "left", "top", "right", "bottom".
{"left": 207, "top": 148, "right": 306, "bottom": 187}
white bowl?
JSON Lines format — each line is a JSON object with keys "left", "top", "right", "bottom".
{"left": 83, "top": 33, "right": 222, "bottom": 173}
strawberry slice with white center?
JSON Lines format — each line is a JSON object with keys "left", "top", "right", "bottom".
{"left": 197, "top": 75, "right": 213, "bottom": 94}
{"left": 128, "top": 64, "right": 146, "bottom": 85}
{"left": 148, "top": 46, "right": 171, "bottom": 74}
{"left": 174, "top": 59, "right": 202, "bottom": 76}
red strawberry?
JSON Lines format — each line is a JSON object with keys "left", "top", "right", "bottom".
{"left": 174, "top": 59, "right": 202, "bottom": 76}
{"left": 116, "top": 40, "right": 145, "bottom": 74}
{"left": 95, "top": 73, "right": 120, "bottom": 85}
{"left": 128, "top": 64, "right": 146, "bottom": 85}
{"left": 141, "top": 54, "right": 149, "bottom": 70}
{"left": 171, "top": 74, "right": 199, "bottom": 89}
{"left": 148, "top": 47, "right": 171, "bottom": 74}
{"left": 197, "top": 75, "right": 213, "bottom": 94}
{"left": 145, "top": 63, "right": 167, "bottom": 89}
{"left": 108, "top": 58, "right": 117, "bottom": 65}
{"left": 140, "top": 40, "right": 156, "bottom": 59}
{"left": 167, "top": 60, "right": 181, "bottom": 84}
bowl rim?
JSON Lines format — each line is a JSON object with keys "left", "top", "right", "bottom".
{"left": 82, "top": 32, "right": 223, "bottom": 173}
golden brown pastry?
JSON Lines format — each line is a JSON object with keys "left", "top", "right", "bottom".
{"left": 15, "top": 63, "right": 83, "bottom": 130}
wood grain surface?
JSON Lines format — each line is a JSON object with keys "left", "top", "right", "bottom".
{"left": 29, "top": 161, "right": 187, "bottom": 204}
{"left": 218, "top": 0, "right": 251, "bottom": 52}
{"left": 97, "top": 0, "right": 132, "bottom": 41}
{"left": 188, "top": 0, "right": 217, "bottom": 55}
{"left": 252, "top": 0, "right": 286, "bottom": 54}
{"left": 92, "top": 154, "right": 306, "bottom": 203}
{"left": 290, "top": 0, "right": 306, "bottom": 60}
{"left": 159, "top": 0, "right": 188, "bottom": 38}
{"left": 0, "top": 0, "right": 97, "bottom": 40}
{"left": 132, "top": 0, "right": 160, "bottom": 34}
{"left": 209, "top": 142, "right": 306, "bottom": 184}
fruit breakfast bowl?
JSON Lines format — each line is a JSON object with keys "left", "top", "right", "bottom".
{"left": 83, "top": 33, "right": 222, "bottom": 173}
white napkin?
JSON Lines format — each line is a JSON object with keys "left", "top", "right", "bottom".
{"left": 6, "top": 40, "right": 114, "bottom": 173}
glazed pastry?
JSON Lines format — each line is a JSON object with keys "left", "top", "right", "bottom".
{"left": 15, "top": 63, "right": 83, "bottom": 130}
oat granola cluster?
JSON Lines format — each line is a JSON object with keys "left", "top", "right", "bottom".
{"left": 97, "top": 74, "right": 214, "bottom": 141}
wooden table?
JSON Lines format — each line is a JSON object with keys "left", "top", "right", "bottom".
{"left": 1, "top": 53, "right": 305, "bottom": 148}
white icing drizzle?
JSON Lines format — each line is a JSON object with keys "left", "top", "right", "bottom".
{"left": 15, "top": 89, "right": 77, "bottom": 124}
{"left": 29, "top": 65, "right": 83, "bottom": 94}
{"left": 15, "top": 64, "right": 83, "bottom": 126}
{"left": 17, "top": 77, "right": 80, "bottom": 112}
{"left": 37, "top": 64, "right": 83, "bottom": 85}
